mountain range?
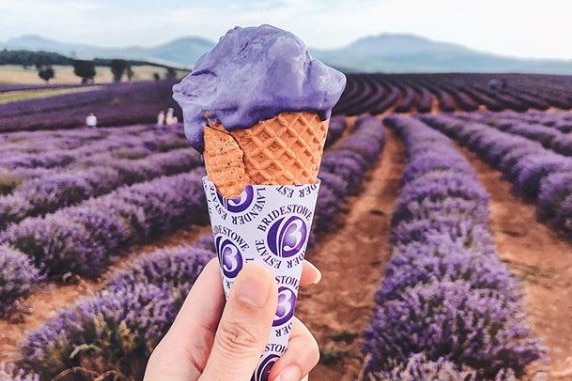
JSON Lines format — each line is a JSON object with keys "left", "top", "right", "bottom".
{"left": 3, "top": 33, "right": 572, "bottom": 74}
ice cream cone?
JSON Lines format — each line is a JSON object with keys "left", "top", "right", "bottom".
{"left": 203, "top": 111, "right": 328, "bottom": 198}
{"left": 202, "top": 177, "right": 321, "bottom": 381}
{"left": 174, "top": 24, "right": 346, "bottom": 381}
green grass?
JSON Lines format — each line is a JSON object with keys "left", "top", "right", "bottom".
{"left": 0, "top": 64, "right": 188, "bottom": 85}
{"left": 0, "top": 87, "right": 101, "bottom": 104}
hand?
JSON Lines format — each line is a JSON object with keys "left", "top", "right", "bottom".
{"left": 144, "top": 258, "right": 321, "bottom": 381}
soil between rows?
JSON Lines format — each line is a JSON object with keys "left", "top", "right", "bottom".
{"left": 459, "top": 145, "right": 572, "bottom": 380}
{"left": 297, "top": 128, "right": 406, "bottom": 380}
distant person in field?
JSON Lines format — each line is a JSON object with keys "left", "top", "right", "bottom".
{"left": 157, "top": 110, "right": 165, "bottom": 126}
{"left": 501, "top": 79, "right": 508, "bottom": 92}
{"left": 165, "top": 108, "right": 178, "bottom": 125}
{"left": 86, "top": 113, "right": 97, "bottom": 128}
{"left": 488, "top": 79, "right": 500, "bottom": 92}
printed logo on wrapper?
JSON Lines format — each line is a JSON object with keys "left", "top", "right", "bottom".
{"left": 202, "top": 178, "right": 320, "bottom": 380}
{"left": 204, "top": 179, "right": 268, "bottom": 225}
{"left": 273, "top": 285, "right": 297, "bottom": 327}
{"left": 252, "top": 353, "right": 280, "bottom": 381}
{"left": 216, "top": 185, "right": 255, "bottom": 213}
{"left": 215, "top": 236, "right": 243, "bottom": 278}
{"left": 255, "top": 203, "right": 313, "bottom": 269}
{"left": 268, "top": 216, "right": 307, "bottom": 258}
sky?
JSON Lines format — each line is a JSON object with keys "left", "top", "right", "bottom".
{"left": 1, "top": 0, "right": 572, "bottom": 60}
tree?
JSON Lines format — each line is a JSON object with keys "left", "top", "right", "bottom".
{"left": 110, "top": 59, "right": 128, "bottom": 83}
{"left": 38, "top": 66, "right": 55, "bottom": 83}
{"left": 0, "top": 50, "right": 69, "bottom": 66}
{"left": 126, "top": 65, "right": 134, "bottom": 82}
{"left": 72, "top": 59, "right": 96, "bottom": 84}
{"left": 165, "top": 67, "right": 177, "bottom": 80}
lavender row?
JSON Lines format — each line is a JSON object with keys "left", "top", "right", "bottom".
{"left": 459, "top": 112, "right": 572, "bottom": 156}
{"left": 0, "top": 245, "right": 43, "bottom": 315}
{"left": 363, "top": 116, "right": 543, "bottom": 379}
{"left": 0, "top": 148, "right": 201, "bottom": 229}
{"left": 421, "top": 114, "right": 572, "bottom": 237}
{"left": 313, "top": 115, "right": 386, "bottom": 235}
{"left": 0, "top": 124, "right": 150, "bottom": 151}
{"left": 11, "top": 116, "right": 380, "bottom": 378}
{"left": 0, "top": 81, "right": 180, "bottom": 133}
{"left": 0, "top": 124, "right": 145, "bottom": 152}
{"left": 0, "top": 116, "right": 350, "bottom": 316}
{"left": 0, "top": 124, "right": 187, "bottom": 172}
{"left": 472, "top": 110, "right": 572, "bottom": 133}
{"left": 7, "top": 119, "right": 382, "bottom": 377}
{"left": 0, "top": 81, "right": 164, "bottom": 118}
{"left": 0, "top": 364, "right": 38, "bottom": 381}
{"left": 16, "top": 243, "right": 213, "bottom": 380}
{"left": 0, "top": 168, "right": 208, "bottom": 280}
{"left": 324, "top": 115, "right": 347, "bottom": 148}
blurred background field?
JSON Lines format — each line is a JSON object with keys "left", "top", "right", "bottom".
{"left": 0, "top": 64, "right": 185, "bottom": 85}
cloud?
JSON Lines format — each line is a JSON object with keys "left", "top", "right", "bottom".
{"left": 0, "top": 0, "right": 102, "bottom": 18}
{"left": 1, "top": 0, "right": 571, "bottom": 59}
{"left": 158, "top": 0, "right": 386, "bottom": 49}
{"left": 374, "top": 0, "right": 572, "bottom": 59}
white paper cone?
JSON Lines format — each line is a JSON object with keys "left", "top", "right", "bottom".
{"left": 202, "top": 177, "right": 320, "bottom": 381}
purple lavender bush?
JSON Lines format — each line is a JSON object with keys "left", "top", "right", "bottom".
{"left": 391, "top": 197, "right": 490, "bottom": 228}
{"left": 363, "top": 116, "right": 544, "bottom": 378}
{"left": 105, "top": 245, "right": 213, "bottom": 292}
{"left": 421, "top": 113, "right": 572, "bottom": 236}
{"left": 364, "top": 281, "right": 543, "bottom": 379}
{"left": 0, "top": 364, "right": 39, "bottom": 381}
{"left": 325, "top": 115, "right": 347, "bottom": 147}
{"left": 1, "top": 170, "right": 207, "bottom": 278}
{"left": 366, "top": 353, "right": 519, "bottom": 381}
{"left": 312, "top": 116, "right": 385, "bottom": 238}
{"left": 0, "top": 246, "right": 43, "bottom": 314}
{"left": 18, "top": 244, "right": 212, "bottom": 380}
{"left": 0, "top": 80, "right": 179, "bottom": 132}
{"left": 511, "top": 154, "right": 572, "bottom": 199}
{"left": 538, "top": 172, "right": 572, "bottom": 221}
{"left": 377, "top": 242, "right": 520, "bottom": 304}
{"left": 391, "top": 214, "right": 494, "bottom": 253}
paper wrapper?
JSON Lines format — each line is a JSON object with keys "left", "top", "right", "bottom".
{"left": 203, "top": 177, "right": 320, "bottom": 381}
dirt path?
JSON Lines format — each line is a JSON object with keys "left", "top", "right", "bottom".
{"left": 0, "top": 224, "right": 210, "bottom": 363}
{"left": 460, "top": 146, "right": 572, "bottom": 379}
{"left": 296, "top": 128, "right": 405, "bottom": 381}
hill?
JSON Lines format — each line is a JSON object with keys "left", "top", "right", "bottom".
{"left": 3, "top": 35, "right": 211, "bottom": 68}
{"left": 4, "top": 33, "right": 572, "bottom": 73}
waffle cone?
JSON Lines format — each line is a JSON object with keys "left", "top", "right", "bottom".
{"left": 203, "top": 111, "right": 328, "bottom": 198}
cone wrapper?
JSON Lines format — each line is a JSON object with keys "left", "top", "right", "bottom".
{"left": 203, "top": 177, "right": 320, "bottom": 381}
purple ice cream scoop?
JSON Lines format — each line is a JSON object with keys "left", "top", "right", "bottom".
{"left": 172, "top": 24, "right": 346, "bottom": 152}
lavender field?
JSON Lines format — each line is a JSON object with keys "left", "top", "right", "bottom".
{"left": 1, "top": 75, "right": 571, "bottom": 381}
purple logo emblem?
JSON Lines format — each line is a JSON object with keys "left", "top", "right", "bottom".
{"left": 267, "top": 216, "right": 307, "bottom": 258}
{"left": 273, "top": 286, "right": 297, "bottom": 327}
{"left": 215, "top": 236, "right": 243, "bottom": 278}
{"left": 217, "top": 185, "right": 254, "bottom": 213}
{"left": 252, "top": 353, "right": 279, "bottom": 381}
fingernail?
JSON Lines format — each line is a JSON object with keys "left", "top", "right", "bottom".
{"left": 276, "top": 366, "right": 301, "bottom": 381}
{"left": 235, "top": 269, "right": 270, "bottom": 308}
{"left": 307, "top": 261, "right": 322, "bottom": 284}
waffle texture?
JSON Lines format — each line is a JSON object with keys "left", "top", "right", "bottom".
{"left": 203, "top": 111, "right": 328, "bottom": 198}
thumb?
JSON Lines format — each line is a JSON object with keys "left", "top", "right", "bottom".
{"left": 200, "top": 263, "right": 278, "bottom": 381}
